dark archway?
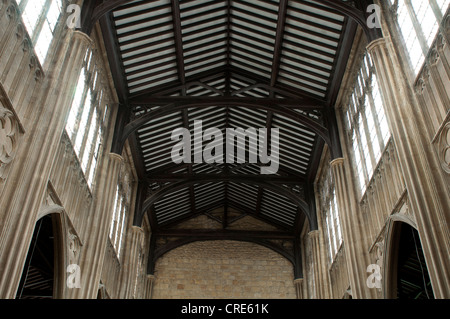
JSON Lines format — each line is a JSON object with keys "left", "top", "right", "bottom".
{"left": 388, "top": 222, "right": 434, "bottom": 299}
{"left": 16, "top": 215, "right": 59, "bottom": 299}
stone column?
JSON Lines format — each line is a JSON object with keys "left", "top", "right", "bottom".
{"left": 330, "top": 158, "right": 375, "bottom": 299}
{"left": 120, "top": 226, "right": 144, "bottom": 299}
{"left": 367, "top": 37, "right": 450, "bottom": 298}
{"left": 70, "top": 152, "right": 123, "bottom": 299}
{"left": 145, "top": 274, "right": 156, "bottom": 299}
{"left": 307, "top": 230, "right": 330, "bottom": 299}
{"left": 0, "top": 30, "right": 92, "bottom": 299}
{"left": 294, "top": 278, "right": 304, "bottom": 299}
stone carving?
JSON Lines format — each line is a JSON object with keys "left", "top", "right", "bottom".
{"left": 0, "top": 0, "right": 6, "bottom": 13}
{"left": 428, "top": 47, "right": 440, "bottom": 66}
{"left": 374, "top": 239, "right": 384, "bottom": 277}
{"left": 68, "top": 228, "right": 81, "bottom": 266}
{"left": 0, "top": 104, "right": 20, "bottom": 180}
{"left": 438, "top": 121, "right": 450, "bottom": 174}
{"left": 6, "top": 4, "right": 15, "bottom": 20}
{"left": 436, "top": 32, "right": 446, "bottom": 53}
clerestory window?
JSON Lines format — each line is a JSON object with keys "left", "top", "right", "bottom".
{"left": 344, "top": 53, "right": 391, "bottom": 196}
{"left": 65, "top": 48, "right": 109, "bottom": 189}
{"left": 18, "top": 0, "right": 63, "bottom": 65}
{"left": 392, "top": 0, "right": 449, "bottom": 75}
{"left": 320, "top": 165, "right": 343, "bottom": 262}
{"left": 109, "top": 165, "right": 133, "bottom": 260}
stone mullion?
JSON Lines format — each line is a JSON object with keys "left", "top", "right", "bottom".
{"left": 0, "top": 30, "right": 92, "bottom": 299}
{"left": 110, "top": 191, "right": 119, "bottom": 246}
{"left": 84, "top": 114, "right": 101, "bottom": 184}
{"left": 359, "top": 102, "right": 377, "bottom": 171}
{"left": 77, "top": 59, "right": 102, "bottom": 166}
{"left": 404, "top": 0, "right": 430, "bottom": 56}
{"left": 17, "top": 0, "right": 29, "bottom": 13}
{"left": 84, "top": 83, "right": 107, "bottom": 180}
{"left": 367, "top": 29, "right": 450, "bottom": 297}
{"left": 70, "top": 73, "right": 90, "bottom": 145}
{"left": 29, "top": 0, "right": 52, "bottom": 46}
{"left": 353, "top": 114, "right": 371, "bottom": 186}
{"left": 429, "top": 0, "right": 444, "bottom": 23}
{"left": 366, "top": 73, "right": 387, "bottom": 153}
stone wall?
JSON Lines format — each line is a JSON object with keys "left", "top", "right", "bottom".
{"left": 152, "top": 240, "right": 296, "bottom": 299}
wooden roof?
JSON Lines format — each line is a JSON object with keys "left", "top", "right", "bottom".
{"left": 85, "top": 0, "right": 380, "bottom": 271}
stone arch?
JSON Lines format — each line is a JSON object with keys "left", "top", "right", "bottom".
{"left": 17, "top": 208, "right": 66, "bottom": 299}
{"left": 382, "top": 218, "right": 433, "bottom": 299}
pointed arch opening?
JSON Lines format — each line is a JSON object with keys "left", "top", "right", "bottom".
{"left": 385, "top": 221, "right": 434, "bottom": 299}
{"left": 16, "top": 214, "right": 64, "bottom": 299}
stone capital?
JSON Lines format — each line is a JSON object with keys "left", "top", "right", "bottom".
{"left": 308, "top": 230, "right": 320, "bottom": 239}
{"left": 131, "top": 225, "right": 144, "bottom": 234}
{"left": 72, "top": 30, "right": 94, "bottom": 46}
{"left": 366, "top": 37, "right": 387, "bottom": 53}
{"left": 330, "top": 157, "right": 345, "bottom": 167}
{"left": 294, "top": 278, "right": 303, "bottom": 285}
{"left": 109, "top": 152, "right": 124, "bottom": 163}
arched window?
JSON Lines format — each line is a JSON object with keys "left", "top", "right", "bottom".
{"left": 65, "top": 48, "right": 110, "bottom": 189}
{"left": 18, "top": 0, "right": 63, "bottom": 65}
{"left": 109, "top": 161, "right": 133, "bottom": 259}
{"left": 320, "top": 163, "right": 342, "bottom": 262}
{"left": 344, "top": 53, "right": 391, "bottom": 196}
{"left": 392, "top": 0, "right": 449, "bottom": 75}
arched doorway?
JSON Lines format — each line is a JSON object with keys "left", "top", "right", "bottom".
{"left": 16, "top": 214, "right": 62, "bottom": 299}
{"left": 386, "top": 222, "right": 434, "bottom": 299}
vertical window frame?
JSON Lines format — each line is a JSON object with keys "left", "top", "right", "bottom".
{"left": 344, "top": 52, "right": 391, "bottom": 197}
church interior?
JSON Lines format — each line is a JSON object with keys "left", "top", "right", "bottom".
{"left": 0, "top": 0, "right": 449, "bottom": 300}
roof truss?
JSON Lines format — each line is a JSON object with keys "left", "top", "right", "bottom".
{"left": 83, "top": 0, "right": 380, "bottom": 275}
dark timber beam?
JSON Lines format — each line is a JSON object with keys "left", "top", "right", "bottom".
{"left": 323, "top": 106, "right": 343, "bottom": 160}
{"left": 293, "top": 237, "right": 303, "bottom": 279}
{"left": 170, "top": 0, "right": 186, "bottom": 85}
{"left": 327, "top": 18, "right": 358, "bottom": 107}
{"left": 135, "top": 178, "right": 315, "bottom": 231}
{"left": 129, "top": 96, "right": 324, "bottom": 108}
{"left": 99, "top": 14, "right": 129, "bottom": 104}
{"left": 84, "top": 0, "right": 135, "bottom": 34}
{"left": 314, "top": 0, "right": 382, "bottom": 42}
{"left": 147, "top": 173, "right": 305, "bottom": 184}
{"left": 271, "top": 0, "right": 288, "bottom": 87}
{"left": 227, "top": 201, "right": 294, "bottom": 232}
{"left": 154, "top": 229, "right": 295, "bottom": 240}
{"left": 112, "top": 101, "right": 330, "bottom": 155}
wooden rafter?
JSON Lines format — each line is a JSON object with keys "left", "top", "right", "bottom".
{"left": 94, "top": 0, "right": 367, "bottom": 241}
